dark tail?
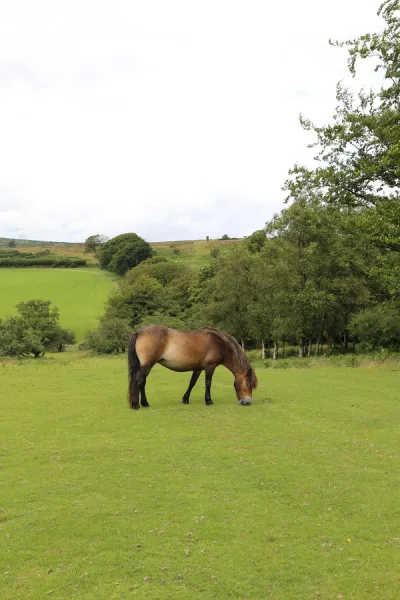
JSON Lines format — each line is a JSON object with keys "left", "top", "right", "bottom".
{"left": 128, "top": 332, "right": 141, "bottom": 408}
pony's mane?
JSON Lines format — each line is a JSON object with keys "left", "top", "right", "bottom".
{"left": 201, "top": 327, "right": 258, "bottom": 389}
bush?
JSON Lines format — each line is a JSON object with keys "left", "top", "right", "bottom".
{"left": 100, "top": 233, "right": 153, "bottom": 275}
{"left": 349, "top": 303, "right": 400, "bottom": 350}
{"left": 84, "top": 318, "right": 131, "bottom": 353}
{"left": 0, "top": 300, "right": 76, "bottom": 357}
{"left": 0, "top": 252, "right": 86, "bottom": 268}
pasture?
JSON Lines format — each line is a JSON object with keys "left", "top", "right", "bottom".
{"left": 0, "top": 269, "right": 116, "bottom": 340}
{"left": 1, "top": 355, "right": 399, "bottom": 599}
{"left": 0, "top": 237, "right": 242, "bottom": 270}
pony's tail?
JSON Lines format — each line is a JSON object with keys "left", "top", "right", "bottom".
{"left": 128, "top": 332, "right": 141, "bottom": 408}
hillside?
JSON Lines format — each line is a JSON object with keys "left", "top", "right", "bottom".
{"left": 0, "top": 268, "right": 116, "bottom": 340}
{"left": 0, "top": 237, "right": 243, "bottom": 269}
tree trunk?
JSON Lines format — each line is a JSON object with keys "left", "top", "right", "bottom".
{"left": 282, "top": 340, "right": 286, "bottom": 357}
{"left": 241, "top": 339, "right": 245, "bottom": 350}
{"left": 273, "top": 341, "right": 278, "bottom": 360}
{"left": 261, "top": 339, "right": 266, "bottom": 360}
{"left": 307, "top": 341, "right": 312, "bottom": 357}
{"left": 315, "top": 338, "right": 321, "bottom": 356}
{"left": 298, "top": 340, "right": 304, "bottom": 358}
{"left": 343, "top": 331, "right": 348, "bottom": 351}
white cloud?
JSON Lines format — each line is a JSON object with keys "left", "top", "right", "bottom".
{"left": 0, "top": 0, "right": 382, "bottom": 242}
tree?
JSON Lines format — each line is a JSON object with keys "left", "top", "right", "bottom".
{"left": 198, "top": 245, "right": 269, "bottom": 347}
{"left": 284, "top": 0, "right": 400, "bottom": 252}
{"left": 0, "top": 300, "right": 75, "bottom": 358}
{"left": 246, "top": 229, "right": 267, "bottom": 253}
{"left": 220, "top": 234, "right": 230, "bottom": 240}
{"left": 101, "top": 258, "right": 194, "bottom": 333}
{"left": 99, "top": 233, "right": 153, "bottom": 275}
{"left": 84, "top": 234, "right": 108, "bottom": 259}
{"left": 84, "top": 317, "right": 131, "bottom": 354}
{"left": 7, "top": 239, "right": 16, "bottom": 248}
{"left": 264, "top": 196, "right": 373, "bottom": 355}
{"left": 349, "top": 302, "right": 400, "bottom": 350}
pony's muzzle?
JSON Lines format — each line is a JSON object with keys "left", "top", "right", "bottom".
{"left": 239, "top": 397, "right": 251, "bottom": 406}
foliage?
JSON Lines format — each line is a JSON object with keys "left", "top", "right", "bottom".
{"left": 284, "top": 0, "right": 400, "bottom": 251}
{"left": 0, "top": 299, "right": 75, "bottom": 357}
{"left": 349, "top": 302, "right": 400, "bottom": 349}
{"left": 7, "top": 239, "right": 16, "bottom": 248}
{"left": 88, "top": 258, "right": 195, "bottom": 346}
{"left": 245, "top": 229, "right": 267, "bottom": 253}
{"left": 0, "top": 248, "right": 87, "bottom": 267}
{"left": 84, "top": 234, "right": 108, "bottom": 259}
{"left": 84, "top": 317, "right": 131, "bottom": 353}
{"left": 99, "top": 233, "right": 153, "bottom": 275}
{"left": 220, "top": 234, "right": 230, "bottom": 240}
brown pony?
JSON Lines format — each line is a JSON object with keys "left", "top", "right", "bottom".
{"left": 128, "top": 325, "right": 258, "bottom": 409}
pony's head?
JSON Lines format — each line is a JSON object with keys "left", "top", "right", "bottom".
{"left": 234, "top": 368, "right": 258, "bottom": 406}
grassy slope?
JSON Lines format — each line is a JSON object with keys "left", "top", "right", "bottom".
{"left": 0, "top": 269, "right": 116, "bottom": 340}
{"left": 151, "top": 239, "right": 241, "bottom": 269}
{"left": 0, "top": 238, "right": 242, "bottom": 270}
{"left": 1, "top": 356, "right": 399, "bottom": 599}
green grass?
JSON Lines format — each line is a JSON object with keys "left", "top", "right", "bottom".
{"left": 150, "top": 239, "right": 242, "bottom": 269}
{"left": 0, "top": 269, "right": 116, "bottom": 340}
{"left": 1, "top": 355, "right": 399, "bottom": 599}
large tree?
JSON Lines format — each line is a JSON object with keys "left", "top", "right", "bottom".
{"left": 99, "top": 233, "right": 153, "bottom": 275}
{"left": 284, "top": 0, "right": 400, "bottom": 252}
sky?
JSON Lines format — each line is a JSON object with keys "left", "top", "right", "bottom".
{"left": 0, "top": 0, "right": 383, "bottom": 243}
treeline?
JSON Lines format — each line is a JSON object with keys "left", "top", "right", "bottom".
{"left": 84, "top": 199, "right": 400, "bottom": 355}
{"left": 0, "top": 249, "right": 87, "bottom": 268}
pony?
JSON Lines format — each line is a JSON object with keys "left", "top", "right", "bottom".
{"left": 128, "top": 325, "right": 257, "bottom": 409}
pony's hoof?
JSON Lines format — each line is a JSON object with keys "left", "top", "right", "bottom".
{"left": 182, "top": 399, "right": 189, "bottom": 404}
{"left": 205, "top": 400, "right": 213, "bottom": 406}
{"left": 141, "top": 403, "right": 150, "bottom": 408}
{"left": 132, "top": 404, "right": 140, "bottom": 410}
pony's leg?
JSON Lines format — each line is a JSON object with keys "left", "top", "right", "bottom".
{"left": 182, "top": 369, "right": 202, "bottom": 404}
{"left": 204, "top": 367, "right": 215, "bottom": 406}
{"left": 138, "top": 365, "right": 153, "bottom": 408}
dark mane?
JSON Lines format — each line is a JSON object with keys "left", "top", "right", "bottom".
{"left": 201, "top": 327, "right": 258, "bottom": 389}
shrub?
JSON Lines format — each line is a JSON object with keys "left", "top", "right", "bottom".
{"left": 0, "top": 300, "right": 76, "bottom": 357}
{"left": 100, "top": 233, "right": 153, "bottom": 275}
{"left": 84, "top": 318, "right": 131, "bottom": 353}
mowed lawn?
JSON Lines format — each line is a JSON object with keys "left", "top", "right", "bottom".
{"left": 0, "top": 269, "right": 116, "bottom": 340}
{"left": 1, "top": 357, "right": 399, "bottom": 599}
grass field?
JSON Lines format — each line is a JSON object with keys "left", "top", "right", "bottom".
{"left": 151, "top": 239, "right": 241, "bottom": 269}
{"left": 1, "top": 355, "right": 399, "bottom": 599}
{"left": 0, "top": 269, "right": 116, "bottom": 340}
{"left": 0, "top": 237, "right": 243, "bottom": 270}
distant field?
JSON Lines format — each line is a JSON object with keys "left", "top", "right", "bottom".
{"left": 151, "top": 238, "right": 241, "bottom": 269}
{"left": 0, "top": 237, "right": 243, "bottom": 270}
{"left": 0, "top": 269, "right": 116, "bottom": 340}
{"left": 1, "top": 356, "right": 399, "bottom": 599}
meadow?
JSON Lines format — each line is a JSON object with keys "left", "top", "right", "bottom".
{"left": 0, "top": 269, "right": 116, "bottom": 340}
{"left": 1, "top": 354, "right": 399, "bottom": 599}
{"left": 0, "top": 237, "right": 241, "bottom": 270}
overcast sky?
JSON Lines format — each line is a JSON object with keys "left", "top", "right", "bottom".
{"left": 0, "top": 0, "right": 382, "bottom": 242}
